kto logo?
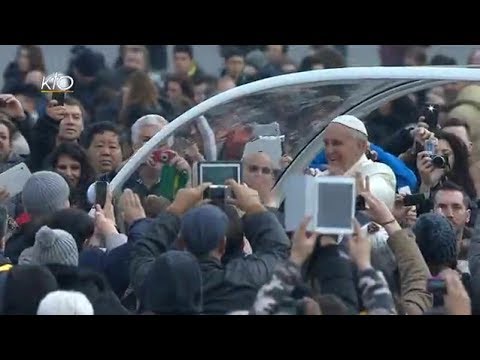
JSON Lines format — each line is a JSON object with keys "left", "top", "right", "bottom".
{"left": 41, "top": 72, "right": 74, "bottom": 93}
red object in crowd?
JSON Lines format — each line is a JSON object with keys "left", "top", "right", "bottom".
{"left": 16, "top": 212, "right": 31, "bottom": 226}
{"left": 223, "top": 126, "right": 253, "bottom": 160}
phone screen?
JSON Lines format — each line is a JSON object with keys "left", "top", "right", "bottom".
{"left": 200, "top": 165, "right": 240, "bottom": 185}
{"left": 95, "top": 181, "right": 108, "bottom": 208}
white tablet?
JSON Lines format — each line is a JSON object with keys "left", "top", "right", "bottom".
{"left": 316, "top": 176, "right": 355, "bottom": 235}
{"left": 0, "top": 162, "right": 32, "bottom": 198}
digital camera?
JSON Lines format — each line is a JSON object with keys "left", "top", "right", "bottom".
{"left": 197, "top": 162, "right": 242, "bottom": 201}
{"left": 152, "top": 149, "right": 175, "bottom": 164}
{"left": 430, "top": 154, "right": 449, "bottom": 169}
{"left": 203, "top": 185, "right": 232, "bottom": 202}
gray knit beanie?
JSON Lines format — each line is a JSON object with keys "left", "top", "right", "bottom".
{"left": 22, "top": 171, "right": 70, "bottom": 217}
{"left": 32, "top": 226, "right": 79, "bottom": 267}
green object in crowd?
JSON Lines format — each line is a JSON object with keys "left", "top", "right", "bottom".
{"left": 156, "top": 165, "right": 189, "bottom": 201}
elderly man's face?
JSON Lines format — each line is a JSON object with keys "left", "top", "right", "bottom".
{"left": 132, "top": 124, "right": 166, "bottom": 152}
{"left": 243, "top": 153, "right": 275, "bottom": 192}
{"left": 323, "top": 123, "right": 368, "bottom": 174}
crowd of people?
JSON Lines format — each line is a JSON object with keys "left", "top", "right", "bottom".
{"left": 0, "top": 44, "right": 479, "bottom": 315}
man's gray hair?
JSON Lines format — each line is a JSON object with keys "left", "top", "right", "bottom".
{"left": 131, "top": 114, "right": 172, "bottom": 146}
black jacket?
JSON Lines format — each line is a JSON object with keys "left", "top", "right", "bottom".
{"left": 4, "top": 219, "right": 43, "bottom": 264}
{"left": 382, "top": 126, "right": 416, "bottom": 157}
{"left": 46, "top": 264, "right": 130, "bottom": 315}
{"left": 28, "top": 114, "right": 59, "bottom": 172}
{"left": 130, "top": 210, "right": 290, "bottom": 314}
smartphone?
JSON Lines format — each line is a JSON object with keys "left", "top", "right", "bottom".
{"left": 420, "top": 104, "right": 439, "bottom": 129}
{"left": 426, "top": 278, "right": 447, "bottom": 295}
{"left": 52, "top": 92, "right": 65, "bottom": 106}
{"left": 95, "top": 181, "right": 108, "bottom": 208}
{"left": 403, "top": 193, "right": 425, "bottom": 207}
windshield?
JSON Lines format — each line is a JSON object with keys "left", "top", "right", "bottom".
{"left": 190, "top": 80, "right": 409, "bottom": 179}
{"left": 111, "top": 67, "right": 480, "bottom": 195}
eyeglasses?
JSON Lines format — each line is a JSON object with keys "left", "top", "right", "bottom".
{"left": 248, "top": 165, "right": 272, "bottom": 175}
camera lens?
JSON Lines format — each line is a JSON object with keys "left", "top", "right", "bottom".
{"left": 431, "top": 155, "right": 446, "bottom": 169}
{"left": 160, "top": 153, "right": 169, "bottom": 163}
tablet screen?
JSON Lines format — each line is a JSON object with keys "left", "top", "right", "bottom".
{"left": 316, "top": 180, "right": 355, "bottom": 234}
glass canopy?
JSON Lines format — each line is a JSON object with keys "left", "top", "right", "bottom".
{"left": 111, "top": 66, "right": 480, "bottom": 203}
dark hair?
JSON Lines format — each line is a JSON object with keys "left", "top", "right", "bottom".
{"left": 434, "top": 130, "right": 477, "bottom": 200}
{"left": 50, "top": 142, "right": 96, "bottom": 190}
{"left": 263, "top": 45, "right": 289, "bottom": 54}
{"left": 301, "top": 47, "right": 346, "bottom": 71}
{"left": 117, "top": 45, "right": 150, "bottom": 71}
{"left": 0, "top": 115, "right": 17, "bottom": 143}
{"left": 432, "top": 180, "right": 473, "bottom": 210}
{"left": 47, "top": 208, "right": 94, "bottom": 252}
{"left": 440, "top": 117, "right": 471, "bottom": 138}
{"left": 174, "top": 45, "right": 193, "bottom": 59}
{"left": 3, "top": 265, "right": 58, "bottom": 315}
{"left": 224, "top": 47, "right": 245, "bottom": 61}
{"left": 10, "top": 83, "right": 40, "bottom": 99}
{"left": 82, "top": 121, "right": 121, "bottom": 149}
{"left": 430, "top": 54, "right": 457, "bottom": 66}
{"left": 165, "top": 74, "right": 195, "bottom": 101}
{"left": 18, "top": 45, "right": 46, "bottom": 73}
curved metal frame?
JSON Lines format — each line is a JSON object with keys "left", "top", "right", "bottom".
{"left": 111, "top": 66, "right": 480, "bottom": 195}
